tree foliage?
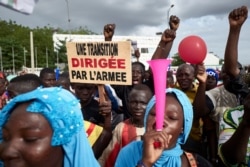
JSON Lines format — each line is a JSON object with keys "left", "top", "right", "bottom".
{"left": 171, "top": 53, "right": 185, "bottom": 66}
{"left": 0, "top": 20, "right": 95, "bottom": 74}
{"left": 171, "top": 53, "right": 224, "bottom": 67}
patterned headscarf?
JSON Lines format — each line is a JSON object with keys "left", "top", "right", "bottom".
{"left": 0, "top": 87, "right": 100, "bottom": 167}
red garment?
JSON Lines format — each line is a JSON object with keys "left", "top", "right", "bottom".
{"left": 98, "top": 119, "right": 144, "bottom": 167}
{"left": 0, "top": 92, "right": 8, "bottom": 109}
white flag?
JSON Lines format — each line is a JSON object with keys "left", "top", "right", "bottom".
{"left": 0, "top": 0, "right": 38, "bottom": 15}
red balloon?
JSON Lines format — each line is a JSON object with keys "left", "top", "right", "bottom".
{"left": 178, "top": 35, "right": 207, "bottom": 64}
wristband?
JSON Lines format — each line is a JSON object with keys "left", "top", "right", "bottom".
{"left": 136, "top": 160, "right": 147, "bottom": 167}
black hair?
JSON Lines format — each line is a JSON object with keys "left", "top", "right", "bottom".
{"left": 8, "top": 74, "right": 42, "bottom": 95}
{"left": 128, "top": 84, "right": 153, "bottom": 99}
{"left": 176, "top": 64, "right": 194, "bottom": 75}
{"left": 10, "top": 74, "right": 42, "bottom": 85}
{"left": 57, "top": 72, "right": 71, "bottom": 90}
{"left": 39, "top": 68, "right": 55, "bottom": 78}
{"left": 132, "top": 62, "right": 146, "bottom": 73}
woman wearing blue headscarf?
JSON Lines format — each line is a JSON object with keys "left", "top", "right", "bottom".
{"left": 115, "top": 88, "right": 212, "bottom": 167}
{"left": 0, "top": 87, "right": 100, "bottom": 167}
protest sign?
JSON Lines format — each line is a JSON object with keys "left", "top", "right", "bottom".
{"left": 66, "top": 41, "right": 131, "bottom": 85}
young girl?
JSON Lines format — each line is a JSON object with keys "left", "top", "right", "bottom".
{"left": 115, "top": 88, "right": 212, "bottom": 167}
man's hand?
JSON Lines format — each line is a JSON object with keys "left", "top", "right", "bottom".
{"left": 134, "top": 49, "right": 140, "bottom": 58}
{"left": 169, "top": 15, "right": 180, "bottom": 31}
{"left": 99, "top": 100, "right": 112, "bottom": 117}
{"left": 103, "top": 24, "right": 116, "bottom": 41}
{"left": 99, "top": 100, "right": 112, "bottom": 131}
{"left": 195, "top": 63, "right": 207, "bottom": 84}
{"left": 141, "top": 130, "right": 172, "bottom": 166}
{"left": 161, "top": 29, "right": 176, "bottom": 44}
{"left": 229, "top": 6, "right": 248, "bottom": 29}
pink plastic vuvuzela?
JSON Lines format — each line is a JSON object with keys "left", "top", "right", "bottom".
{"left": 147, "top": 59, "right": 172, "bottom": 131}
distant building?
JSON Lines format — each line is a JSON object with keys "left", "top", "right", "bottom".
{"left": 204, "top": 52, "right": 221, "bottom": 68}
{"left": 170, "top": 52, "right": 222, "bottom": 72}
{"left": 53, "top": 34, "right": 221, "bottom": 71}
{"left": 53, "top": 34, "right": 161, "bottom": 70}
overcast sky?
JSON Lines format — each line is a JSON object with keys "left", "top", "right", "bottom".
{"left": 1, "top": 0, "right": 250, "bottom": 65}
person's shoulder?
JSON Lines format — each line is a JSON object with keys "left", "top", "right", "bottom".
{"left": 185, "top": 152, "right": 213, "bottom": 167}
{"left": 115, "top": 141, "right": 142, "bottom": 167}
{"left": 118, "top": 140, "right": 143, "bottom": 157}
{"left": 84, "top": 120, "right": 103, "bottom": 146}
{"left": 113, "top": 120, "right": 126, "bottom": 131}
{"left": 194, "top": 153, "right": 213, "bottom": 167}
{"left": 206, "top": 85, "right": 220, "bottom": 96}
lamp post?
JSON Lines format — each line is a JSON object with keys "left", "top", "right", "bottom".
{"left": 30, "top": 31, "right": 35, "bottom": 73}
{"left": 167, "top": 4, "right": 174, "bottom": 21}
{"left": 65, "top": 0, "right": 70, "bottom": 28}
{"left": 167, "top": 4, "right": 174, "bottom": 30}
{"left": 0, "top": 46, "right": 2, "bottom": 71}
{"left": 46, "top": 47, "right": 48, "bottom": 67}
{"left": 23, "top": 47, "right": 27, "bottom": 67}
{"left": 65, "top": 0, "right": 71, "bottom": 40}
{"left": 12, "top": 46, "right": 15, "bottom": 74}
{"left": 155, "top": 32, "right": 163, "bottom": 35}
{"left": 155, "top": 4, "right": 174, "bottom": 35}
{"left": 35, "top": 47, "right": 37, "bottom": 71}
{"left": 56, "top": 50, "right": 59, "bottom": 68}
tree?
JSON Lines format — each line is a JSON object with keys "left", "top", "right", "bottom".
{"left": 0, "top": 20, "right": 96, "bottom": 73}
{"left": 219, "top": 59, "right": 224, "bottom": 65}
{"left": 171, "top": 53, "right": 185, "bottom": 66}
{"left": 54, "top": 39, "right": 68, "bottom": 70}
{"left": 0, "top": 38, "right": 23, "bottom": 72}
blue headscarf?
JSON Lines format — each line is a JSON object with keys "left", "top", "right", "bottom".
{"left": 115, "top": 88, "right": 193, "bottom": 167}
{"left": 0, "top": 87, "right": 100, "bottom": 167}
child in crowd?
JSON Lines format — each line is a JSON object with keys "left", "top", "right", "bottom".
{"left": 98, "top": 84, "right": 152, "bottom": 167}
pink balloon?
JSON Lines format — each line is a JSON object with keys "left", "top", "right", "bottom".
{"left": 178, "top": 35, "right": 207, "bottom": 64}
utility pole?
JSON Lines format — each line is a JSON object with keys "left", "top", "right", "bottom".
{"left": 56, "top": 50, "right": 59, "bottom": 68}
{"left": 46, "top": 47, "right": 48, "bottom": 67}
{"left": 65, "top": 0, "right": 71, "bottom": 39}
{"left": 23, "top": 47, "right": 27, "bottom": 67}
{"left": 167, "top": 4, "right": 174, "bottom": 26}
{"left": 168, "top": 4, "right": 174, "bottom": 18}
{"left": 35, "top": 47, "right": 37, "bottom": 71}
{"left": 12, "top": 46, "right": 14, "bottom": 74}
{"left": 30, "top": 31, "right": 35, "bottom": 73}
{"left": 0, "top": 47, "right": 2, "bottom": 71}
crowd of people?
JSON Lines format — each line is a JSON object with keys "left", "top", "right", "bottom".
{"left": 0, "top": 5, "right": 249, "bottom": 167}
